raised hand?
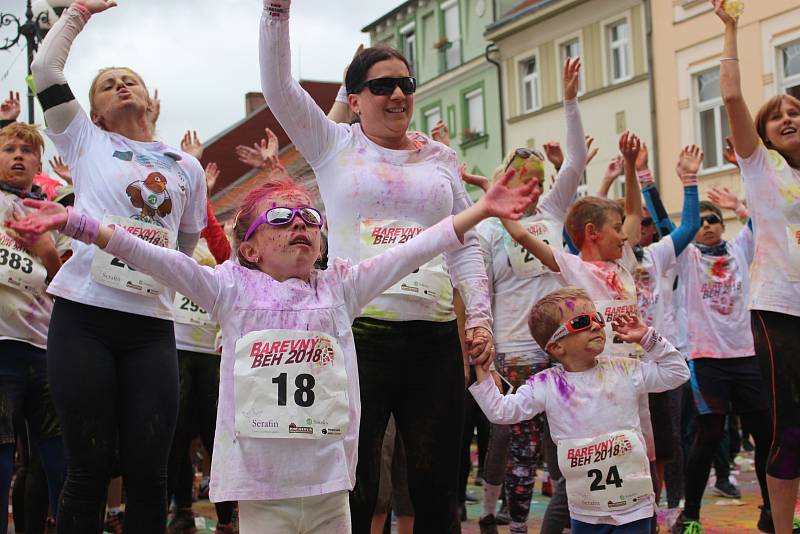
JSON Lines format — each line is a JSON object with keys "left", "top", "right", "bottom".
{"left": 604, "top": 156, "right": 624, "bottom": 181}
{"left": 205, "top": 162, "right": 220, "bottom": 194}
{"left": 480, "top": 168, "right": 540, "bottom": 220}
{"left": 181, "top": 130, "right": 204, "bottom": 160}
{"left": 542, "top": 141, "right": 564, "bottom": 171}
{"left": 460, "top": 164, "right": 490, "bottom": 192}
{"left": 722, "top": 136, "right": 739, "bottom": 167}
{"left": 0, "top": 91, "right": 21, "bottom": 122}
{"left": 708, "top": 186, "right": 742, "bottom": 211}
{"left": 711, "top": 0, "right": 738, "bottom": 26}
{"left": 635, "top": 141, "right": 649, "bottom": 172}
{"left": 618, "top": 131, "right": 641, "bottom": 164}
{"left": 49, "top": 156, "right": 72, "bottom": 184}
{"left": 260, "top": 128, "right": 279, "bottom": 161}
{"left": 675, "top": 144, "right": 704, "bottom": 182}
{"left": 5, "top": 199, "right": 68, "bottom": 239}
{"left": 75, "top": 0, "right": 118, "bottom": 14}
{"left": 431, "top": 120, "right": 450, "bottom": 147}
{"left": 585, "top": 135, "right": 598, "bottom": 165}
{"left": 563, "top": 56, "right": 582, "bottom": 102}
{"left": 147, "top": 88, "right": 161, "bottom": 126}
{"left": 611, "top": 314, "right": 649, "bottom": 344}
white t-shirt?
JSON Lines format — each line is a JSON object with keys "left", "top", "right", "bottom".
{"left": 635, "top": 237, "right": 680, "bottom": 347}
{"left": 45, "top": 111, "right": 207, "bottom": 320}
{"left": 470, "top": 332, "right": 689, "bottom": 525}
{"left": 675, "top": 227, "right": 755, "bottom": 360}
{"left": 738, "top": 144, "right": 800, "bottom": 317}
{"left": 0, "top": 191, "right": 71, "bottom": 349}
{"left": 260, "top": 14, "right": 490, "bottom": 331}
{"left": 175, "top": 239, "right": 220, "bottom": 355}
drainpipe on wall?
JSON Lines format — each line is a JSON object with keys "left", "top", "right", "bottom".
{"left": 644, "top": 0, "right": 660, "bottom": 186}
{"left": 485, "top": 43, "right": 506, "bottom": 156}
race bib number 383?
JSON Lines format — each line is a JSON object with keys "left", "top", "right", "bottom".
{"left": 558, "top": 430, "right": 652, "bottom": 516}
{"left": 0, "top": 229, "right": 47, "bottom": 293}
{"left": 234, "top": 329, "right": 349, "bottom": 440}
{"left": 90, "top": 215, "right": 176, "bottom": 296}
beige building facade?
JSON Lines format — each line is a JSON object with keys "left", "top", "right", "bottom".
{"left": 486, "top": 0, "right": 652, "bottom": 197}
{"left": 652, "top": 0, "right": 800, "bottom": 236}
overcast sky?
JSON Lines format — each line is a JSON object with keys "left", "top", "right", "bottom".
{"left": 0, "top": 0, "right": 404, "bottom": 166}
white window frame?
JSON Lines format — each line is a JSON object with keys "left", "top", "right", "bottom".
{"left": 441, "top": 0, "right": 461, "bottom": 71}
{"left": 399, "top": 22, "right": 417, "bottom": 74}
{"left": 519, "top": 53, "right": 541, "bottom": 113}
{"left": 777, "top": 38, "right": 800, "bottom": 98}
{"left": 423, "top": 106, "right": 442, "bottom": 134}
{"left": 555, "top": 31, "right": 585, "bottom": 99}
{"left": 465, "top": 89, "right": 485, "bottom": 136}
{"left": 693, "top": 66, "right": 733, "bottom": 173}
{"left": 604, "top": 15, "right": 633, "bottom": 84}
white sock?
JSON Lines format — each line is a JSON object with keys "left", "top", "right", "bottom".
{"left": 481, "top": 483, "right": 502, "bottom": 518}
{"left": 107, "top": 507, "right": 122, "bottom": 516}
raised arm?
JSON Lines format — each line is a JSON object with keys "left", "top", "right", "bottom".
{"left": 30, "top": 1, "right": 116, "bottom": 133}
{"left": 712, "top": 0, "right": 759, "bottom": 159}
{"left": 619, "top": 131, "right": 643, "bottom": 245}
{"left": 539, "top": 58, "right": 587, "bottom": 219}
{"left": 669, "top": 145, "right": 703, "bottom": 255}
{"left": 501, "top": 219, "right": 559, "bottom": 273}
{"left": 259, "top": 0, "right": 347, "bottom": 167}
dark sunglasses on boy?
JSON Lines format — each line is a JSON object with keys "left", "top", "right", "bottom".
{"left": 244, "top": 206, "right": 324, "bottom": 241}
{"left": 350, "top": 76, "right": 417, "bottom": 96}
{"left": 547, "top": 312, "right": 606, "bottom": 346}
{"left": 700, "top": 214, "right": 722, "bottom": 226}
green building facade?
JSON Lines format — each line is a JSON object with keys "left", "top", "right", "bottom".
{"left": 362, "top": 0, "right": 509, "bottom": 179}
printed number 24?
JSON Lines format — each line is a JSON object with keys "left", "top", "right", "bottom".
{"left": 588, "top": 466, "right": 623, "bottom": 491}
{"left": 272, "top": 373, "right": 315, "bottom": 407}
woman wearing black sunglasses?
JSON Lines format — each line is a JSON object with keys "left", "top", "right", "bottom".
{"left": 259, "top": 2, "right": 493, "bottom": 533}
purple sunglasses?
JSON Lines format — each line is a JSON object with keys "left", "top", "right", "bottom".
{"left": 243, "top": 206, "right": 324, "bottom": 241}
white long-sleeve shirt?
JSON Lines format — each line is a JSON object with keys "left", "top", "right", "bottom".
{"left": 102, "top": 215, "right": 462, "bottom": 501}
{"left": 470, "top": 332, "right": 689, "bottom": 525}
{"left": 259, "top": 0, "right": 491, "bottom": 331}
{"left": 477, "top": 99, "right": 586, "bottom": 354}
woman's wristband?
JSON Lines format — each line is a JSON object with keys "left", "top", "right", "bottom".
{"left": 62, "top": 207, "right": 99, "bottom": 244}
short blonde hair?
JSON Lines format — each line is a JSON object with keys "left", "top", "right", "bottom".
{"left": 565, "top": 196, "right": 624, "bottom": 250}
{"left": 528, "top": 286, "right": 592, "bottom": 350}
{"left": 0, "top": 122, "right": 44, "bottom": 157}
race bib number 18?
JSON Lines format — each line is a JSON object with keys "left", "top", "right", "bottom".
{"left": 90, "top": 215, "right": 176, "bottom": 296}
{"left": 558, "top": 430, "right": 652, "bottom": 516}
{"left": 234, "top": 329, "right": 349, "bottom": 440}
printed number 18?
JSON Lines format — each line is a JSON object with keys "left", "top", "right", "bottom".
{"left": 272, "top": 373, "right": 316, "bottom": 407}
{"left": 587, "top": 465, "right": 623, "bottom": 491}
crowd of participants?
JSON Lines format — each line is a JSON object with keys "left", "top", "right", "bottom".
{"left": 0, "top": 0, "right": 798, "bottom": 533}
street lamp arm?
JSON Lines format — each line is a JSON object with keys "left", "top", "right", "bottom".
{"left": 0, "top": 12, "right": 22, "bottom": 51}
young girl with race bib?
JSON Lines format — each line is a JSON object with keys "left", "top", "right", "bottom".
{"left": 8, "top": 172, "right": 537, "bottom": 533}
{"left": 470, "top": 287, "right": 689, "bottom": 533}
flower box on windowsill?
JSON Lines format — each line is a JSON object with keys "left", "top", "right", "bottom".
{"left": 460, "top": 131, "right": 489, "bottom": 151}
{"left": 433, "top": 37, "right": 450, "bottom": 50}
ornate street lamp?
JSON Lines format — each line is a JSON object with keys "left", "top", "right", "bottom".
{"left": 0, "top": 0, "right": 73, "bottom": 124}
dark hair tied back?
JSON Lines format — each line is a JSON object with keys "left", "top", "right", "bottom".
{"left": 345, "top": 45, "right": 412, "bottom": 94}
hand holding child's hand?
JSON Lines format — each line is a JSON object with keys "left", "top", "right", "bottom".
{"left": 611, "top": 314, "right": 649, "bottom": 344}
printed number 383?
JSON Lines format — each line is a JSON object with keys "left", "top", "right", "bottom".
{"left": 0, "top": 248, "right": 34, "bottom": 274}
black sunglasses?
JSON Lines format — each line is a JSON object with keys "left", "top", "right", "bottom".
{"left": 701, "top": 214, "right": 722, "bottom": 225}
{"left": 351, "top": 76, "right": 417, "bottom": 96}
{"left": 514, "top": 147, "right": 545, "bottom": 161}
{"left": 641, "top": 217, "right": 653, "bottom": 227}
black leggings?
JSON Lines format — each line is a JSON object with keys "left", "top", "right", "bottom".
{"left": 48, "top": 298, "right": 179, "bottom": 533}
{"left": 167, "top": 350, "right": 234, "bottom": 525}
{"left": 683, "top": 411, "right": 771, "bottom": 520}
{"left": 752, "top": 310, "right": 800, "bottom": 480}
{"left": 349, "top": 318, "right": 464, "bottom": 534}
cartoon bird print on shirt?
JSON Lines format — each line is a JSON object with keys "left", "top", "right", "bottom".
{"left": 126, "top": 172, "right": 173, "bottom": 223}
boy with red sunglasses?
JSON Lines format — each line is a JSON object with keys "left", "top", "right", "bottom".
{"left": 470, "top": 286, "right": 689, "bottom": 533}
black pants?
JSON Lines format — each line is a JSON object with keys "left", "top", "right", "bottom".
{"left": 458, "top": 365, "right": 489, "bottom": 503}
{"left": 349, "top": 318, "right": 464, "bottom": 534}
{"left": 48, "top": 298, "right": 179, "bottom": 533}
{"left": 167, "top": 350, "right": 234, "bottom": 525}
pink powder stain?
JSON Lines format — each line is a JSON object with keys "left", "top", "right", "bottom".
{"left": 565, "top": 298, "right": 576, "bottom": 311}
